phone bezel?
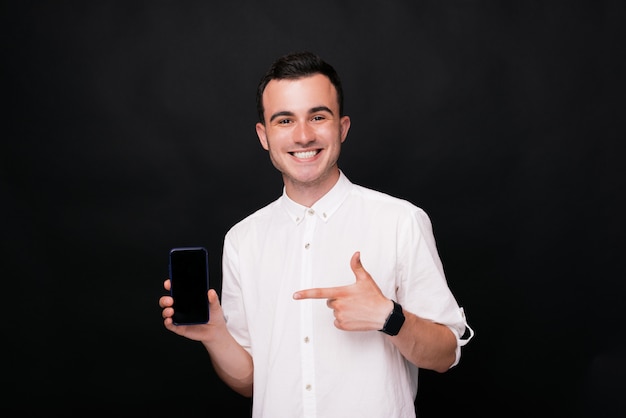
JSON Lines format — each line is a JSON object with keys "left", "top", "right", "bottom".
{"left": 168, "top": 246, "right": 210, "bottom": 325}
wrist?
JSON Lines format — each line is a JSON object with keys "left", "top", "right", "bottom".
{"left": 378, "top": 300, "right": 405, "bottom": 336}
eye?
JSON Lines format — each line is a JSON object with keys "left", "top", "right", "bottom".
{"left": 277, "top": 118, "right": 293, "bottom": 125}
{"left": 311, "top": 115, "right": 326, "bottom": 122}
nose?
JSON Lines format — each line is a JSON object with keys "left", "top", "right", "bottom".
{"left": 294, "top": 121, "right": 315, "bottom": 144}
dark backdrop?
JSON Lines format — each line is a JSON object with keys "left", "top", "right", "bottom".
{"left": 3, "top": 1, "right": 625, "bottom": 417}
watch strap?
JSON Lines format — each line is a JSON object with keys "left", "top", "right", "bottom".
{"left": 379, "top": 300, "right": 405, "bottom": 336}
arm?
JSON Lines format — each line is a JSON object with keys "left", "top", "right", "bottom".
{"left": 159, "top": 283, "right": 254, "bottom": 397}
{"left": 384, "top": 304, "right": 457, "bottom": 372}
{"left": 293, "top": 251, "right": 458, "bottom": 372}
{"left": 202, "top": 290, "right": 254, "bottom": 396}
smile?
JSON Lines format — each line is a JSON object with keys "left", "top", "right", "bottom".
{"left": 291, "top": 150, "right": 319, "bottom": 159}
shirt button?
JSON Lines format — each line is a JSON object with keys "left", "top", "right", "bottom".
{"left": 308, "top": 209, "right": 315, "bottom": 215}
{"left": 305, "top": 384, "right": 312, "bottom": 391}
{"left": 304, "top": 336, "right": 310, "bottom": 343}
{"left": 305, "top": 243, "right": 310, "bottom": 249}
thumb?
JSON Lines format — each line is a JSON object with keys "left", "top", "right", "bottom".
{"left": 350, "top": 251, "right": 366, "bottom": 279}
{"left": 208, "top": 289, "right": 221, "bottom": 310}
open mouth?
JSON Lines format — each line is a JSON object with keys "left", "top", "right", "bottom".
{"left": 291, "top": 150, "right": 319, "bottom": 159}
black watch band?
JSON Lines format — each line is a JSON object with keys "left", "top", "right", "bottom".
{"left": 379, "top": 300, "right": 405, "bottom": 336}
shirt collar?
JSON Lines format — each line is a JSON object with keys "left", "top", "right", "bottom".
{"left": 280, "top": 170, "right": 352, "bottom": 225}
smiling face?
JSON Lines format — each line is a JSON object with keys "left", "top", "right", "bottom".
{"left": 255, "top": 73, "right": 351, "bottom": 206}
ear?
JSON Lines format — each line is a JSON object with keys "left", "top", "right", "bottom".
{"left": 340, "top": 115, "right": 351, "bottom": 143}
{"left": 256, "top": 122, "right": 269, "bottom": 150}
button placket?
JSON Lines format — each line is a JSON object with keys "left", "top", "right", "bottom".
{"left": 300, "top": 208, "right": 317, "bottom": 416}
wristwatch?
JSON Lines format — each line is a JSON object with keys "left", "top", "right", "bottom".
{"left": 379, "top": 300, "right": 405, "bottom": 336}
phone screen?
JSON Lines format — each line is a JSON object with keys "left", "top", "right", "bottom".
{"left": 169, "top": 247, "right": 210, "bottom": 325}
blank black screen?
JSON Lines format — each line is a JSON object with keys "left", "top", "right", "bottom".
{"left": 169, "top": 247, "right": 209, "bottom": 325}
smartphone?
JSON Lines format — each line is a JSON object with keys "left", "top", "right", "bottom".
{"left": 168, "top": 247, "right": 210, "bottom": 325}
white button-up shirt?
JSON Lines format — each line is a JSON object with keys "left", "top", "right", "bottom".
{"left": 222, "top": 171, "right": 467, "bottom": 418}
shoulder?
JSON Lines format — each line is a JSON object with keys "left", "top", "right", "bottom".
{"left": 350, "top": 183, "right": 429, "bottom": 217}
{"left": 225, "top": 197, "right": 282, "bottom": 236}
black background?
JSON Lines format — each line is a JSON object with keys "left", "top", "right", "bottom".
{"left": 3, "top": 1, "right": 625, "bottom": 417}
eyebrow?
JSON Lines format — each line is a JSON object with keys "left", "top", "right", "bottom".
{"left": 269, "top": 106, "right": 334, "bottom": 123}
{"left": 310, "top": 106, "right": 334, "bottom": 115}
{"left": 269, "top": 111, "right": 294, "bottom": 123}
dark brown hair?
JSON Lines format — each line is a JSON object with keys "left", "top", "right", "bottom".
{"left": 256, "top": 51, "right": 344, "bottom": 123}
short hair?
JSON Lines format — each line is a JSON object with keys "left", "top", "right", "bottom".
{"left": 256, "top": 51, "right": 344, "bottom": 123}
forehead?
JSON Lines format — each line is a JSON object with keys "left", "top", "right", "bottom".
{"left": 262, "top": 74, "right": 338, "bottom": 112}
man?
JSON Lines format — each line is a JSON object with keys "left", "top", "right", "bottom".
{"left": 160, "top": 51, "right": 473, "bottom": 417}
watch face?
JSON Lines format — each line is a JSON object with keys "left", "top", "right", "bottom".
{"left": 380, "top": 301, "right": 405, "bottom": 336}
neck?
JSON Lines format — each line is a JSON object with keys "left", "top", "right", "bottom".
{"left": 284, "top": 169, "right": 340, "bottom": 207}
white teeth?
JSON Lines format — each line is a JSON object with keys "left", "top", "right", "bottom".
{"left": 293, "top": 150, "right": 317, "bottom": 159}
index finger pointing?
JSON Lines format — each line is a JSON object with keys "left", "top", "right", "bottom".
{"left": 293, "top": 286, "right": 344, "bottom": 300}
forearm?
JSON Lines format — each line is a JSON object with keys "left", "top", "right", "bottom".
{"left": 389, "top": 311, "right": 458, "bottom": 373}
{"left": 202, "top": 327, "right": 254, "bottom": 397}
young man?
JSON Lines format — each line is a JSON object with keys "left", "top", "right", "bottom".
{"left": 160, "top": 51, "right": 473, "bottom": 418}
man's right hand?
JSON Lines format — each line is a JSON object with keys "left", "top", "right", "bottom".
{"left": 159, "top": 279, "right": 226, "bottom": 343}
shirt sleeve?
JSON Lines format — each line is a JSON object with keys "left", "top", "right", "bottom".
{"left": 397, "top": 206, "right": 473, "bottom": 367}
{"left": 221, "top": 227, "right": 252, "bottom": 353}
